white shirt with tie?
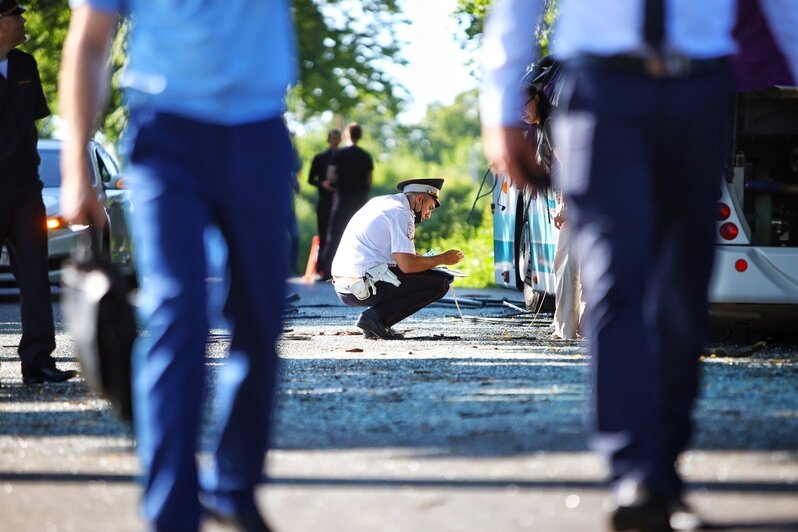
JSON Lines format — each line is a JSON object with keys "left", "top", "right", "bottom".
{"left": 480, "top": 0, "right": 798, "bottom": 127}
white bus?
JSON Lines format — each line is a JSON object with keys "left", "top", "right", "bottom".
{"left": 708, "top": 85, "right": 798, "bottom": 333}
{"left": 493, "top": 82, "right": 798, "bottom": 333}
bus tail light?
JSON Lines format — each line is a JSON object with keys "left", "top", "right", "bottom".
{"left": 716, "top": 202, "right": 731, "bottom": 221}
{"left": 719, "top": 222, "right": 739, "bottom": 240}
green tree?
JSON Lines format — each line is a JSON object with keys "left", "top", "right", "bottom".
{"left": 416, "top": 90, "right": 481, "bottom": 166}
{"left": 18, "top": 0, "right": 69, "bottom": 135}
{"left": 454, "top": 0, "right": 559, "bottom": 57}
{"left": 292, "top": 87, "right": 494, "bottom": 283}
{"left": 289, "top": 0, "right": 407, "bottom": 122}
{"left": 22, "top": 0, "right": 408, "bottom": 139}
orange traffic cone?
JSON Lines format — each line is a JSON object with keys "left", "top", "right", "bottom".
{"left": 302, "top": 235, "right": 320, "bottom": 283}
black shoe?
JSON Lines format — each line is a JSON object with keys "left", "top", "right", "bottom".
{"left": 612, "top": 499, "right": 671, "bottom": 531}
{"left": 22, "top": 366, "right": 78, "bottom": 385}
{"left": 610, "top": 483, "right": 672, "bottom": 532}
{"left": 356, "top": 312, "right": 397, "bottom": 340}
{"left": 203, "top": 501, "right": 272, "bottom": 532}
{"left": 362, "top": 326, "right": 404, "bottom": 340}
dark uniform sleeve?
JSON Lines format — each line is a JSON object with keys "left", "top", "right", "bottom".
{"left": 31, "top": 55, "right": 51, "bottom": 121}
{"left": 1, "top": 50, "right": 50, "bottom": 181}
{"left": 308, "top": 154, "right": 323, "bottom": 187}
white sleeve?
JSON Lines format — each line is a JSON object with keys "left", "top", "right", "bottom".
{"left": 388, "top": 212, "right": 416, "bottom": 255}
{"left": 69, "top": 0, "right": 123, "bottom": 13}
{"left": 479, "top": 0, "right": 545, "bottom": 127}
{"left": 759, "top": 0, "right": 798, "bottom": 84}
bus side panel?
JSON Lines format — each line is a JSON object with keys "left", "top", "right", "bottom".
{"left": 710, "top": 245, "right": 798, "bottom": 303}
{"left": 493, "top": 172, "right": 518, "bottom": 287}
{"left": 525, "top": 188, "right": 558, "bottom": 295}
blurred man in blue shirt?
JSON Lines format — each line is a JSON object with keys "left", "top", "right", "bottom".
{"left": 59, "top": 1, "right": 297, "bottom": 530}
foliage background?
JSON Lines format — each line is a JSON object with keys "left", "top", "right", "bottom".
{"left": 292, "top": 89, "right": 496, "bottom": 287}
{"left": 21, "top": 0, "right": 555, "bottom": 287}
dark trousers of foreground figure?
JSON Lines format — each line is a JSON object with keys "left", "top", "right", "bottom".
{"left": 555, "top": 64, "right": 733, "bottom": 498}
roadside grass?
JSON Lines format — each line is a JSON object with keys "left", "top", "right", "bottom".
{"left": 426, "top": 218, "right": 495, "bottom": 288}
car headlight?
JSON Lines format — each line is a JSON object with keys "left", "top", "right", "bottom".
{"left": 46, "top": 216, "right": 66, "bottom": 230}
{"left": 46, "top": 216, "right": 90, "bottom": 232}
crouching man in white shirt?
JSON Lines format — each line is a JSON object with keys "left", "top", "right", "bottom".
{"left": 331, "top": 178, "right": 464, "bottom": 339}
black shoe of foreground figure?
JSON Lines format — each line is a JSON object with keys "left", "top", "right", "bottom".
{"left": 612, "top": 498, "right": 671, "bottom": 532}
{"left": 356, "top": 312, "right": 398, "bottom": 340}
{"left": 203, "top": 502, "right": 272, "bottom": 532}
{"left": 23, "top": 366, "right": 78, "bottom": 385}
{"left": 611, "top": 483, "right": 672, "bottom": 532}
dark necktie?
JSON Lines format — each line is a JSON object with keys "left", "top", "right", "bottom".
{"left": 643, "top": 0, "right": 665, "bottom": 52}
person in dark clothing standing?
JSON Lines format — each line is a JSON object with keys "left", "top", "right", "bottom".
{"left": 307, "top": 129, "right": 341, "bottom": 269}
{"left": 0, "top": 0, "right": 76, "bottom": 385}
{"left": 317, "top": 122, "right": 373, "bottom": 280}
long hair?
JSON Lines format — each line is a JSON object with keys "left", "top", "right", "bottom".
{"left": 525, "top": 84, "right": 552, "bottom": 125}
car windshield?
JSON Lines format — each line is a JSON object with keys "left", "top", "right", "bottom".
{"left": 38, "top": 148, "right": 63, "bottom": 188}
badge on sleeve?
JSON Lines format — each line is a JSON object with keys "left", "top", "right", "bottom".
{"left": 407, "top": 219, "right": 415, "bottom": 241}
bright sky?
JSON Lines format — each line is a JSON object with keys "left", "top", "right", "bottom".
{"left": 392, "top": 0, "right": 479, "bottom": 124}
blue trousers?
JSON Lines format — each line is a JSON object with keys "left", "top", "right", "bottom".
{"left": 126, "top": 112, "right": 292, "bottom": 531}
{"left": 554, "top": 65, "right": 733, "bottom": 498}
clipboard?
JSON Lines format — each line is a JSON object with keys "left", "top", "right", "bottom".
{"left": 433, "top": 266, "right": 468, "bottom": 277}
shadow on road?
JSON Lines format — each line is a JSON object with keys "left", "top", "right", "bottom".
{"left": 0, "top": 470, "right": 794, "bottom": 495}
{"left": 267, "top": 357, "right": 798, "bottom": 455}
{"left": 0, "top": 470, "right": 795, "bottom": 530}
{"left": 2, "top": 355, "right": 796, "bottom": 455}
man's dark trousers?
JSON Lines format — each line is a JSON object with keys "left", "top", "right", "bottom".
{"left": 0, "top": 181, "right": 56, "bottom": 373}
{"left": 316, "top": 191, "right": 332, "bottom": 254}
{"left": 318, "top": 191, "right": 368, "bottom": 276}
{"left": 554, "top": 63, "right": 733, "bottom": 498}
{"left": 337, "top": 268, "right": 452, "bottom": 327}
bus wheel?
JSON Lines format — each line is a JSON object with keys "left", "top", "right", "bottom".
{"left": 523, "top": 282, "right": 541, "bottom": 310}
{"left": 517, "top": 219, "right": 541, "bottom": 310}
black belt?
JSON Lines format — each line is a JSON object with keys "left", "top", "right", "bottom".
{"left": 566, "top": 55, "right": 729, "bottom": 78}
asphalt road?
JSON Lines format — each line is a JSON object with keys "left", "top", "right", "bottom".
{"left": 0, "top": 279, "right": 796, "bottom": 531}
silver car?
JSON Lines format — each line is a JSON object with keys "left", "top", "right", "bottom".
{"left": 0, "top": 138, "right": 134, "bottom": 292}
